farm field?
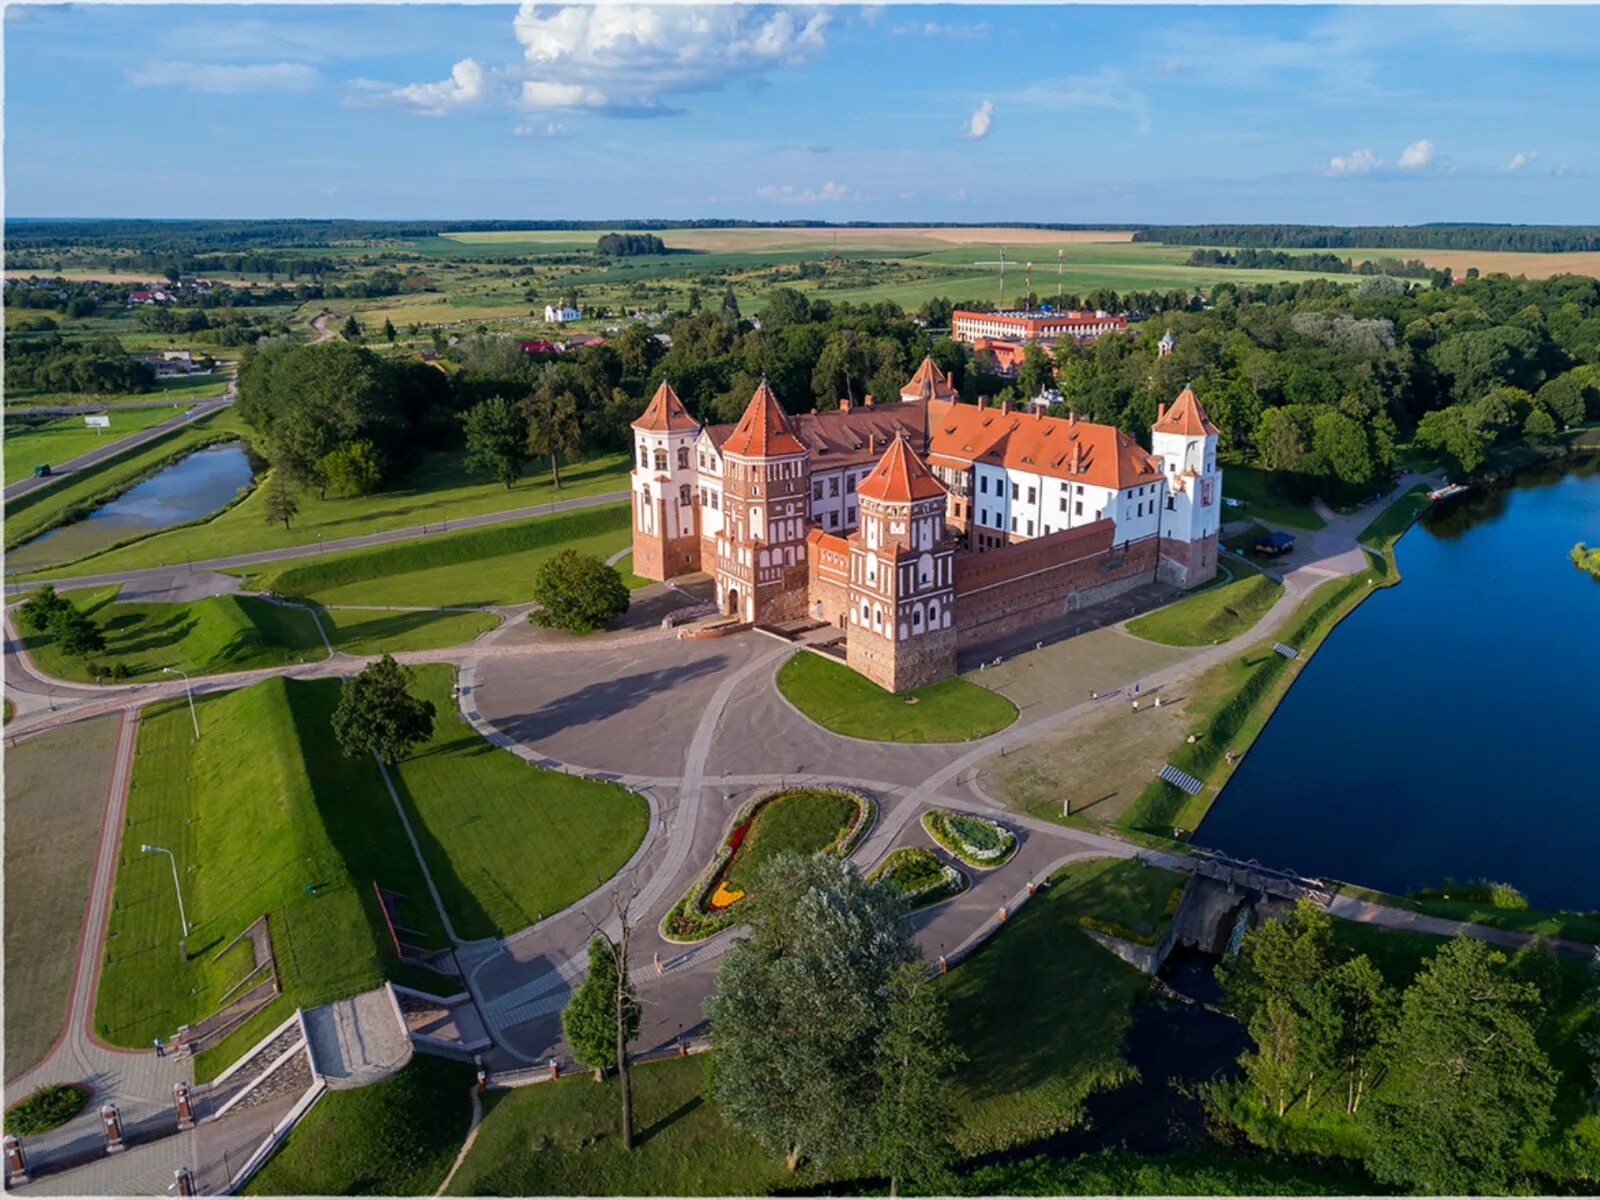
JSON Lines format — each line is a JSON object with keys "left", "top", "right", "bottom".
{"left": 437, "top": 226, "right": 1140, "bottom": 253}
{"left": 3, "top": 406, "right": 177, "bottom": 484}
{"left": 5, "top": 374, "right": 231, "bottom": 411}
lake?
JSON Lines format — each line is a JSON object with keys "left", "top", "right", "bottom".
{"left": 8, "top": 444, "right": 252, "bottom": 573}
{"left": 1197, "top": 459, "right": 1600, "bottom": 913}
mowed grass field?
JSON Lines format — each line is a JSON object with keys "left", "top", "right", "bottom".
{"left": 5, "top": 374, "right": 231, "bottom": 411}
{"left": 239, "top": 502, "right": 635, "bottom": 607}
{"left": 388, "top": 666, "right": 650, "bottom": 940}
{"left": 33, "top": 450, "right": 629, "bottom": 580}
{"left": 776, "top": 650, "right": 1018, "bottom": 742}
{"left": 315, "top": 606, "right": 499, "bottom": 655}
{"left": 1125, "top": 569, "right": 1283, "bottom": 647}
{"left": 3, "top": 407, "right": 178, "bottom": 485}
{"left": 3, "top": 715, "right": 122, "bottom": 1078}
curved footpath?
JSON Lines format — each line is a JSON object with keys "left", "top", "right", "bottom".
{"left": 5, "top": 471, "right": 1592, "bottom": 1191}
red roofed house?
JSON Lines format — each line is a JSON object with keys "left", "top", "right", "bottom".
{"left": 631, "top": 356, "right": 1221, "bottom": 690}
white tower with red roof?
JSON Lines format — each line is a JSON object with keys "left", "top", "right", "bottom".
{"left": 716, "top": 380, "right": 812, "bottom": 623}
{"left": 1150, "top": 386, "right": 1223, "bottom": 587}
{"left": 631, "top": 381, "right": 702, "bottom": 580}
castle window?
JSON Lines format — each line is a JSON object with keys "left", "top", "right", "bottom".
{"left": 1010, "top": 516, "right": 1017, "bottom": 533}
{"left": 654, "top": 450, "right": 667, "bottom": 472}
{"left": 1027, "top": 486, "right": 1037, "bottom": 504}
{"left": 678, "top": 446, "right": 690, "bottom": 470}
{"left": 1059, "top": 497, "right": 1068, "bottom": 513}
{"left": 1167, "top": 495, "right": 1176, "bottom": 511}
{"left": 813, "top": 481, "right": 823, "bottom": 501}
{"left": 1011, "top": 482, "right": 1019, "bottom": 501}
{"left": 929, "top": 600, "right": 940, "bottom": 624}
{"left": 862, "top": 602, "right": 870, "bottom": 623}
{"left": 680, "top": 484, "right": 691, "bottom": 506}
{"left": 1075, "top": 501, "right": 1083, "bottom": 516}
{"left": 830, "top": 477, "right": 840, "bottom": 497}
{"left": 912, "top": 606, "right": 923, "bottom": 630}
{"left": 638, "top": 446, "right": 648, "bottom": 469}
{"left": 1027, "top": 520, "right": 1035, "bottom": 536}
{"left": 980, "top": 476, "right": 989, "bottom": 495}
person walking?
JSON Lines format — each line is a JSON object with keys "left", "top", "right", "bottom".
{"left": 153, "top": 1037, "right": 165, "bottom": 1059}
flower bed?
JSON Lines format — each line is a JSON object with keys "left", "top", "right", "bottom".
{"left": 921, "top": 808, "right": 1017, "bottom": 869}
{"left": 869, "top": 846, "right": 968, "bottom": 911}
{"left": 661, "top": 786, "right": 875, "bottom": 943}
{"left": 4, "top": 1082, "right": 91, "bottom": 1136}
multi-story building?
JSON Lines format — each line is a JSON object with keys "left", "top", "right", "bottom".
{"left": 631, "top": 357, "right": 1220, "bottom": 691}
{"left": 951, "top": 308, "right": 1129, "bottom": 345}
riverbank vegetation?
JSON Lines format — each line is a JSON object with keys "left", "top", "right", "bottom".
{"left": 1573, "top": 541, "right": 1600, "bottom": 579}
{"left": 775, "top": 651, "right": 1018, "bottom": 742}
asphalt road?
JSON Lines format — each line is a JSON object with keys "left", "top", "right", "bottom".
{"left": 4, "top": 386, "right": 235, "bottom": 503}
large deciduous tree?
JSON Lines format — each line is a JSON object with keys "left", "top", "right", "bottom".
{"left": 461, "top": 396, "right": 529, "bottom": 489}
{"left": 330, "top": 653, "right": 437, "bottom": 765}
{"left": 261, "top": 469, "right": 300, "bottom": 530}
{"left": 530, "top": 549, "right": 630, "bottom": 635}
{"left": 562, "top": 935, "right": 640, "bottom": 1081}
{"left": 524, "top": 373, "right": 582, "bottom": 489}
{"left": 874, "top": 962, "right": 963, "bottom": 1196}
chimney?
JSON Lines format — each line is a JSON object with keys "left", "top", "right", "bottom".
{"left": 839, "top": 398, "right": 852, "bottom": 413}
{"left": 1069, "top": 410, "right": 1078, "bottom": 425}
{"left": 1001, "top": 398, "right": 1013, "bottom": 416}
{"left": 868, "top": 433, "right": 878, "bottom": 454}
{"left": 863, "top": 394, "right": 874, "bottom": 406}
{"left": 1071, "top": 442, "right": 1083, "bottom": 474}
{"left": 1157, "top": 402, "right": 1167, "bottom": 423}
{"left": 978, "top": 395, "right": 990, "bottom": 410}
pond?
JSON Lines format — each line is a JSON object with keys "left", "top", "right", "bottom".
{"left": 8, "top": 444, "right": 253, "bottom": 573}
{"left": 1197, "top": 460, "right": 1600, "bottom": 912}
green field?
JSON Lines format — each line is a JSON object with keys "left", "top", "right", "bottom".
{"left": 5, "top": 374, "right": 229, "bottom": 410}
{"left": 1219, "top": 463, "right": 1327, "bottom": 530}
{"left": 1358, "top": 484, "right": 1432, "bottom": 554}
{"left": 244, "top": 1055, "right": 476, "bottom": 1196}
{"left": 31, "top": 449, "right": 629, "bottom": 580}
{"left": 21, "top": 588, "right": 326, "bottom": 682}
{"left": 3, "top": 407, "right": 178, "bottom": 484}
{"left": 239, "top": 502, "right": 635, "bottom": 607}
{"left": 95, "top": 677, "right": 445, "bottom": 1077}
{"left": 388, "top": 666, "right": 650, "bottom": 940}
{"left": 775, "top": 651, "right": 1018, "bottom": 742}
{"left": 721, "top": 790, "right": 859, "bottom": 893}
{"left": 315, "top": 606, "right": 499, "bottom": 655}
{"left": 1125, "top": 570, "right": 1283, "bottom": 647}
{"left": 3, "top": 715, "right": 121, "bottom": 1078}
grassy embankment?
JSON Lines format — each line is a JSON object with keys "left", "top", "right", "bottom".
{"left": 775, "top": 650, "right": 1018, "bottom": 743}
{"left": 4, "top": 374, "right": 229, "bottom": 410}
{"left": 1219, "top": 463, "right": 1327, "bottom": 530}
{"left": 1125, "top": 566, "right": 1282, "bottom": 647}
{"left": 3, "top": 406, "right": 178, "bottom": 484}
{"left": 3, "top": 715, "right": 123, "bottom": 1078}
{"left": 29, "top": 450, "right": 630, "bottom": 580}
{"left": 236, "top": 502, "right": 639, "bottom": 608}
{"left": 4, "top": 406, "right": 252, "bottom": 557}
{"left": 1333, "top": 880, "right": 1600, "bottom": 944}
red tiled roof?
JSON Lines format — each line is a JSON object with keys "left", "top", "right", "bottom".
{"left": 632, "top": 381, "right": 698, "bottom": 433}
{"left": 856, "top": 433, "right": 947, "bottom": 505}
{"left": 1153, "top": 387, "right": 1219, "bottom": 438}
{"left": 926, "top": 400, "right": 1161, "bottom": 491}
{"left": 901, "top": 356, "right": 958, "bottom": 403}
{"left": 720, "top": 380, "right": 807, "bottom": 458}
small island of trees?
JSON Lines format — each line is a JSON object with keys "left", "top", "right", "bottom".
{"left": 597, "top": 232, "right": 666, "bottom": 257}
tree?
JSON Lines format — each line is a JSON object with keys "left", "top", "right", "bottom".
{"left": 340, "top": 315, "right": 362, "bottom": 342}
{"left": 461, "top": 396, "right": 529, "bottom": 489}
{"left": 1367, "top": 936, "right": 1557, "bottom": 1194}
{"left": 761, "top": 287, "right": 812, "bottom": 329}
{"left": 317, "top": 440, "right": 386, "bottom": 498}
{"left": 720, "top": 285, "right": 742, "bottom": 327}
{"left": 706, "top": 853, "right": 915, "bottom": 1172}
{"left": 874, "top": 962, "right": 962, "bottom": 1196}
{"left": 382, "top": 318, "right": 396, "bottom": 343}
{"left": 1415, "top": 407, "right": 1493, "bottom": 476}
{"left": 1523, "top": 405, "right": 1558, "bottom": 443}
{"left": 1582, "top": 949, "right": 1600, "bottom": 1099}
{"left": 1016, "top": 341, "right": 1054, "bottom": 400}
{"left": 261, "top": 469, "right": 300, "bottom": 530}
{"left": 524, "top": 374, "right": 582, "bottom": 488}
{"left": 18, "top": 584, "right": 70, "bottom": 633}
{"left": 1326, "top": 955, "right": 1393, "bottom": 1115}
{"left": 530, "top": 549, "right": 630, "bottom": 634}
{"left": 562, "top": 935, "right": 640, "bottom": 1081}
{"left": 51, "top": 606, "right": 106, "bottom": 658}
{"left": 330, "top": 653, "right": 437, "bottom": 765}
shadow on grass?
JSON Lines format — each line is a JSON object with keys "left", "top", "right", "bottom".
{"left": 636, "top": 1095, "right": 704, "bottom": 1148}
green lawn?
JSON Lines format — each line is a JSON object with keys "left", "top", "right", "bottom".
{"left": 3, "top": 715, "right": 121, "bottom": 1078}
{"left": 237, "top": 503, "right": 635, "bottom": 608}
{"left": 721, "top": 790, "right": 858, "bottom": 893}
{"left": 1336, "top": 883, "right": 1600, "bottom": 945}
{"left": 315, "top": 606, "right": 499, "bottom": 656}
{"left": 38, "top": 450, "right": 629, "bottom": 580}
{"left": 5, "top": 407, "right": 252, "bottom": 561}
{"left": 1220, "top": 463, "right": 1327, "bottom": 531}
{"left": 3, "top": 407, "right": 179, "bottom": 484}
{"left": 244, "top": 1055, "right": 476, "bottom": 1196}
{"left": 5, "top": 374, "right": 229, "bottom": 410}
{"left": 1358, "top": 484, "right": 1431, "bottom": 555}
{"left": 959, "top": 1147, "right": 1372, "bottom": 1195}
{"left": 1125, "top": 571, "right": 1283, "bottom": 647}
{"left": 387, "top": 666, "right": 650, "bottom": 940}
{"left": 776, "top": 652, "right": 1018, "bottom": 743}
{"left": 95, "top": 677, "right": 445, "bottom": 1079}
{"left": 21, "top": 589, "right": 326, "bottom": 682}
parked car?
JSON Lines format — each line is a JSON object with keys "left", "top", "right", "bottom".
{"left": 32, "top": 463, "right": 51, "bottom": 478}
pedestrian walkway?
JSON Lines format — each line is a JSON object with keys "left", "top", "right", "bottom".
{"left": 302, "top": 988, "right": 412, "bottom": 1090}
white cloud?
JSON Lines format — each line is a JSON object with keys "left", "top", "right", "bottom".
{"left": 1506, "top": 151, "right": 1537, "bottom": 172}
{"left": 127, "top": 61, "right": 319, "bottom": 93}
{"left": 381, "top": 58, "right": 489, "bottom": 116}
{"left": 1397, "top": 138, "right": 1434, "bottom": 170}
{"left": 1326, "top": 148, "right": 1381, "bottom": 176}
{"left": 959, "top": 99, "right": 995, "bottom": 141}
{"left": 521, "top": 79, "right": 608, "bottom": 110}
{"left": 514, "top": 120, "right": 572, "bottom": 139}
{"left": 892, "top": 21, "right": 988, "bottom": 40}
{"left": 756, "top": 179, "right": 846, "bottom": 205}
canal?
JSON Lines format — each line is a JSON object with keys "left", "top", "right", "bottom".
{"left": 1197, "top": 460, "right": 1600, "bottom": 913}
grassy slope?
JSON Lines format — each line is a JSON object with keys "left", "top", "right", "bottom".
{"left": 315, "top": 606, "right": 499, "bottom": 655}
{"left": 22, "top": 589, "right": 325, "bottom": 682}
{"left": 1125, "top": 570, "right": 1282, "bottom": 647}
{"left": 5, "top": 374, "right": 228, "bottom": 410}
{"left": 776, "top": 651, "right": 1018, "bottom": 743}
{"left": 2, "top": 715, "right": 122, "bottom": 1078}
{"left": 1358, "top": 484, "right": 1431, "bottom": 553}
{"left": 722, "top": 790, "right": 857, "bottom": 892}
{"left": 239, "top": 503, "right": 635, "bottom": 607}
{"left": 95, "top": 677, "right": 446, "bottom": 1079}
{"left": 36, "top": 451, "right": 630, "bottom": 579}
{"left": 243, "top": 1055, "right": 476, "bottom": 1197}
{"left": 389, "top": 666, "right": 650, "bottom": 940}
{"left": 3, "top": 407, "right": 177, "bottom": 484}
{"left": 4, "top": 407, "right": 251, "bottom": 554}
{"left": 1219, "top": 463, "right": 1327, "bottom": 531}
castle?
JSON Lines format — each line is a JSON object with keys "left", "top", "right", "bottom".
{"left": 632, "top": 358, "right": 1221, "bottom": 692}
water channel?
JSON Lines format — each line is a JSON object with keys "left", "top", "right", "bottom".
{"left": 8, "top": 443, "right": 253, "bottom": 574}
{"left": 1197, "top": 459, "right": 1600, "bottom": 912}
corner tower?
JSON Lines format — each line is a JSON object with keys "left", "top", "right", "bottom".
{"left": 845, "top": 433, "right": 957, "bottom": 692}
{"left": 631, "top": 381, "right": 701, "bottom": 581}
{"left": 1151, "top": 386, "right": 1222, "bottom": 588}
{"left": 717, "top": 381, "right": 812, "bottom": 623}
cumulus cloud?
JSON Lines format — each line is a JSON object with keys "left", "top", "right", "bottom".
{"left": 756, "top": 179, "right": 847, "bottom": 204}
{"left": 1326, "top": 147, "right": 1381, "bottom": 176}
{"left": 514, "top": 120, "right": 572, "bottom": 139}
{"left": 959, "top": 99, "right": 995, "bottom": 141}
{"left": 1506, "top": 150, "right": 1537, "bottom": 172}
{"left": 1398, "top": 138, "right": 1435, "bottom": 169}
{"left": 892, "top": 21, "right": 988, "bottom": 40}
{"left": 127, "top": 61, "right": 319, "bottom": 93}
{"left": 379, "top": 58, "right": 490, "bottom": 116}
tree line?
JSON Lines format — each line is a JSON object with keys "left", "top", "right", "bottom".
{"left": 597, "top": 232, "right": 667, "bottom": 257}
{"left": 1140, "top": 224, "right": 1600, "bottom": 253}
{"left": 1186, "top": 247, "right": 1434, "bottom": 279}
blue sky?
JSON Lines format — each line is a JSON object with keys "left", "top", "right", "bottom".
{"left": 6, "top": 3, "right": 1597, "bottom": 223}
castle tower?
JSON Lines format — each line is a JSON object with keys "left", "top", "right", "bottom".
{"left": 1151, "top": 386, "right": 1222, "bottom": 588}
{"left": 900, "top": 356, "right": 959, "bottom": 404}
{"left": 845, "top": 433, "right": 957, "bottom": 692}
{"left": 717, "top": 381, "right": 812, "bottom": 623}
{"left": 631, "top": 381, "right": 702, "bottom": 580}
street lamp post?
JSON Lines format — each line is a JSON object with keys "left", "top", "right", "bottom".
{"left": 163, "top": 667, "right": 199, "bottom": 741}
{"left": 141, "top": 844, "right": 191, "bottom": 947}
